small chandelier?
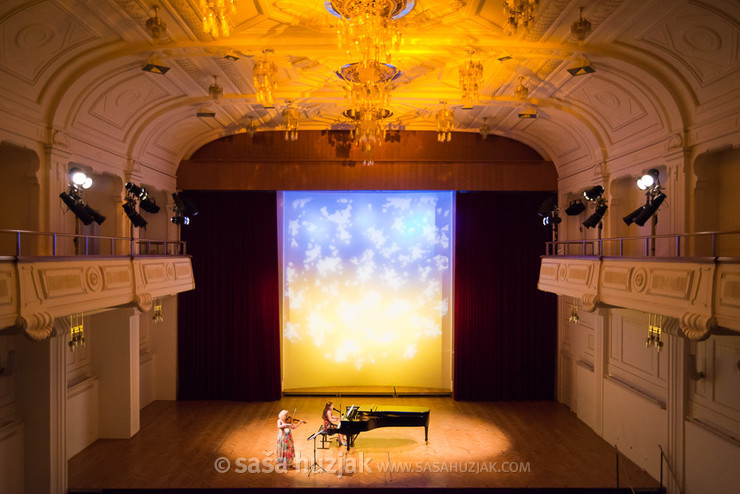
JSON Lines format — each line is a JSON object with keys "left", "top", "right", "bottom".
{"left": 570, "top": 7, "right": 592, "bottom": 43}
{"left": 145, "top": 5, "right": 167, "bottom": 40}
{"left": 282, "top": 101, "right": 300, "bottom": 141}
{"left": 200, "top": 0, "right": 237, "bottom": 38}
{"left": 208, "top": 75, "right": 223, "bottom": 102}
{"left": 479, "top": 117, "right": 491, "bottom": 139}
{"left": 253, "top": 49, "right": 277, "bottom": 108}
{"left": 645, "top": 313, "right": 664, "bottom": 352}
{"left": 152, "top": 298, "right": 164, "bottom": 323}
{"left": 459, "top": 50, "right": 483, "bottom": 109}
{"left": 326, "top": 0, "right": 415, "bottom": 65}
{"left": 569, "top": 302, "right": 579, "bottom": 323}
{"left": 345, "top": 108, "right": 392, "bottom": 165}
{"left": 243, "top": 116, "right": 257, "bottom": 138}
{"left": 503, "top": 0, "right": 538, "bottom": 36}
{"left": 69, "top": 313, "right": 86, "bottom": 351}
{"left": 514, "top": 76, "right": 529, "bottom": 100}
{"left": 436, "top": 102, "right": 454, "bottom": 142}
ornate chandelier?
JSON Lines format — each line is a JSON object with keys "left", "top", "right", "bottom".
{"left": 570, "top": 7, "right": 592, "bottom": 43}
{"left": 326, "top": 0, "right": 415, "bottom": 65}
{"left": 436, "top": 102, "right": 454, "bottom": 142}
{"left": 243, "top": 116, "right": 257, "bottom": 138}
{"left": 282, "top": 101, "right": 300, "bottom": 141}
{"left": 345, "top": 108, "right": 392, "bottom": 166}
{"left": 253, "top": 49, "right": 277, "bottom": 108}
{"left": 145, "top": 6, "right": 167, "bottom": 40}
{"left": 208, "top": 75, "right": 223, "bottom": 102}
{"left": 338, "top": 62, "right": 398, "bottom": 114}
{"left": 459, "top": 50, "right": 483, "bottom": 109}
{"left": 514, "top": 76, "right": 529, "bottom": 100}
{"left": 200, "top": 0, "right": 237, "bottom": 38}
{"left": 503, "top": 0, "right": 538, "bottom": 36}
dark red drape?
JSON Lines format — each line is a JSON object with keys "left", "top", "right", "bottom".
{"left": 454, "top": 191, "right": 557, "bottom": 401}
{"left": 177, "top": 191, "right": 281, "bottom": 401}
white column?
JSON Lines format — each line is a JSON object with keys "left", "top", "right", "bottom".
{"left": 665, "top": 330, "right": 686, "bottom": 494}
{"left": 92, "top": 308, "right": 140, "bottom": 438}
{"left": 593, "top": 307, "right": 609, "bottom": 436}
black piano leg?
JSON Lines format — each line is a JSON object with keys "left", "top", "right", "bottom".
{"left": 424, "top": 425, "right": 429, "bottom": 443}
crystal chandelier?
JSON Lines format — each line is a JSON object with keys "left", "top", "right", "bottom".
{"left": 208, "top": 75, "right": 223, "bottom": 102}
{"left": 282, "top": 101, "right": 300, "bottom": 141}
{"left": 479, "top": 117, "right": 491, "bottom": 139}
{"left": 503, "top": 0, "right": 538, "bottom": 36}
{"left": 436, "top": 102, "right": 454, "bottom": 142}
{"left": 200, "top": 0, "right": 237, "bottom": 38}
{"left": 338, "top": 62, "right": 398, "bottom": 115}
{"left": 253, "top": 49, "right": 277, "bottom": 108}
{"left": 459, "top": 50, "right": 483, "bottom": 109}
{"left": 345, "top": 108, "right": 392, "bottom": 166}
{"left": 326, "top": 0, "right": 415, "bottom": 65}
{"left": 514, "top": 76, "right": 529, "bottom": 100}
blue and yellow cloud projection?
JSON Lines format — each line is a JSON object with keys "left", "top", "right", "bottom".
{"left": 282, "top": 191, "right": 453, "bottom": 389}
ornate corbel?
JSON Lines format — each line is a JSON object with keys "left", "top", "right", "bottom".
{"left": 679, "top": 312, "right": 716, "bottom": 341}
{"left": 135, "top": 292, "right": 154, "bottom": 312}
{"left": 17, "top": 312, "right": 54, "bottom": 341}
{"left": 581, "top": 293, "right": 600, "bottom": 312}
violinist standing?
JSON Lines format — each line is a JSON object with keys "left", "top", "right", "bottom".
{"left": 277, "top": 409, "right": 303, "bottom": 468}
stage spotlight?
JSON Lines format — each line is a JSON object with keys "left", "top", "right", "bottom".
{"left": 140, "top": 197, "right": 160, "bottom": 214}
{"left": 565, "top": 200, "right": 586, "bottom": 216}
{"left": 622, "top": 205, "right": 645, "bottom": 226}
{"left": 637, "top": 168, "right": 660, "bottom": 190}
{"left": 122, "top": 200, "right": 148, "bottom": 228}
{"left": 60, "top": 192, "right": 94, "bottom": 225}
{"left": 83, "top": 204, "right": 106, "bottom": 225}
{"left": 542, "top": 215, "right": 562, "bottom": 226}
{"left": 69, "top": 168, "right": 93, "bottom": 189}
{"left": 583, "top": 204, "right": 608, "bottom": 229}
{"left": 633, "top": 192, "right": 666, "bottom": 226}
{"left": 125, "top": 182, "right": 146, "bottom": 198}
{"left": 172, "top": 192, "right": 199, "bottom": 217}
{"left": 583, "top": 185, "right": 604, "bottom": 201}
{"left": 537, "top": 194, "right": 558, "bottom": 217}
{"left": 170, "top": 213, "right": 190, "bottom": 226}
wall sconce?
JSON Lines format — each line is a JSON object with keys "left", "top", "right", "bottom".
{"left": 645, "top": 313, "right": 663, "bottom": 352}
{"left": 69, "top": 313, "right": 86, "bottom": 351}
{"left": 153, "top": 298, "right": 164, "bottom": 323}
{"left": 569, "top": 302, "right": 579, "bottom": 323}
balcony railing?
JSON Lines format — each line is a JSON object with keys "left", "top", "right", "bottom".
{"left": 0, "top": 229, "right": 186, "bottom": 257}
{"left": 545, "top": 230, "right": 740, "bottom": 258}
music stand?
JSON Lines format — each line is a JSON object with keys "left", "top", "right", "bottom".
{"left": 306, "top": 430, "right": 328, "bottom": 476}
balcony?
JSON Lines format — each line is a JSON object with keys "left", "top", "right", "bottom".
{"left": 0, "top": 230, "right": 194, "bottom": 340}
{"left": 538, "top": 231, "right": 740, "bottom": 339}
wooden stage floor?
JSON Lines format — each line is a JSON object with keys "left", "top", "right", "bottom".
{"left": 68, "top": 397, "right": 659, "bottom": 491}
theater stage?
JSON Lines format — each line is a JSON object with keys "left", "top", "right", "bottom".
{"left": 68, "top": 397, "right": 659, "bottom": 491}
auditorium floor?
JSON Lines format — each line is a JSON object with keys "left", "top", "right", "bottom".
{"left": 68, "top": 397, "right": 660, "bottom": 490}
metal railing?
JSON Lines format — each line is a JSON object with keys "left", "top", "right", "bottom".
{"left": 545, "top": 230, "right": 740, "bottom": 258}
{"left": 0, "top": 229, "right": 186, "bottom": 257}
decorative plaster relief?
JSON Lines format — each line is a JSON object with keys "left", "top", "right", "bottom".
{"left": 582, "top": 294, "right": 600, "bottom": 312}
{"left": 602, "top": 265, "right": 632, "bottom": 290}
{"left": 17, "top": 310, "right": 53, "bottom": 341}
{"left": 143, "top": 263, "right": 166, "bottom": 285}
{"left": 39, "top": 267, "right": 85, "bottom": 299}
{"left": 647, "top": 268, "right": 693, "bottom": 299}
{"left": 680, "top": 312, "right": 716, "bottom": 341}
{"left": 102, "top": 265, "right": 131, "bottom": 289}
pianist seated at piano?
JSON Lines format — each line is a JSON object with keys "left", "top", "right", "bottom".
{"left": 321, "top": 401, "right": 347, "bottom": 447}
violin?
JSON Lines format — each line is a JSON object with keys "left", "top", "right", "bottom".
{"left": 287, "top": 408, "right": 306, "bottom": 425}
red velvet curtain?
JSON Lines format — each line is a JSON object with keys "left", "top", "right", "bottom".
{"left": 177, "top": 191, "right": 281, "bottom": 401}
{"left": 454, "top": 191, "right": 557, "bottom": 401}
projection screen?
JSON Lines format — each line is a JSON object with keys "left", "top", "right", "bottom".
{"left": 281, "top": 191, "right": 453, "bottom": 390}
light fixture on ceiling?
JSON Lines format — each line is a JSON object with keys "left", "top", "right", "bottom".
{"left": 479, "top": 117, "right": 491, "bottom": 139}
{"left": 538, "top": 195, "right": 561, "bottom": 227}
{"left": 142, "top": 54, "right": 170, "bottom": 74}
{"left": 460, "top": 50, "right": 483, "bottom": 109}
{"left": 497, "top": 52, "right": 513, "bottom": 62}
{"left": 503, "top": 0, "right": 538, "bottom": 36}
{"left": 567, "top": 55, "right": 595, "bottom": 76}
{"left": 345, "top": 108, "right": 392, "bottom": 165}
{"left": 253, "top": 49, "right": 277, "bottom": 108}
{"left": 145, "top": 5, "right": 167, "bottom": 40}
{"left": 196, "top": 104, "right": 216, "bottom": 118}
{"left": 125, "top": 182, "right": 160, "bottom": 214}
{"left": 223, "top": 50, "right": 240, "bottom": 61}
{"left": 514, "top": 76, "right": 528, "bottom": 100}
{"left": 570, "top": 7, "right": 592, "bottom": 43}
{"left": 208, "top": 75, "right": 223, "bottom": 102}
{"left": 200, "top": 0, "right": 237, "bottom": 38}
{"left": 282, "top": 101, "right": 300, "bottom": 141}
{"left": 436, "top": 101, "right": 454, "bottom": 142}
{"left": 326, "top": 0, "right": 415, "bottom": 65}
{"left": 518, "top": 104, "right": 537, "bottom": 119}
{"left": 243, "top": 116, "right": 257, "bottom": 138}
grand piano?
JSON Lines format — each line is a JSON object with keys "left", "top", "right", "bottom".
{"left": 319, "top": 404, "right": 430, "bottom": 451}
